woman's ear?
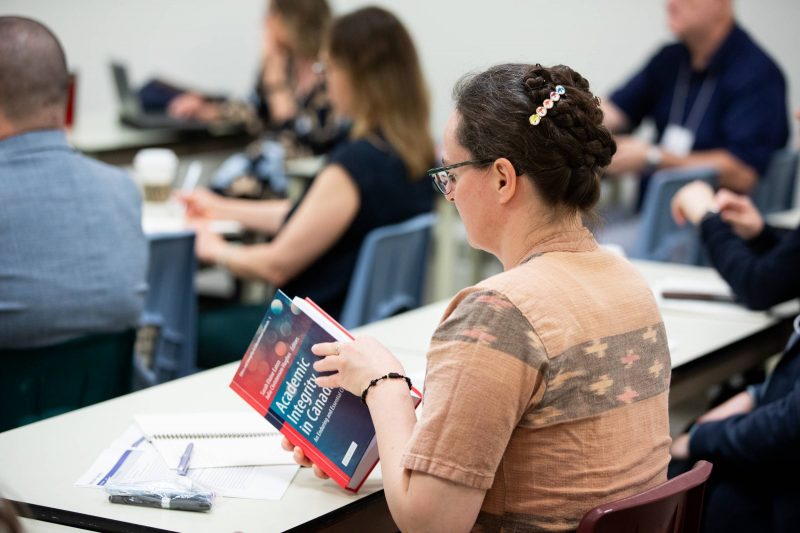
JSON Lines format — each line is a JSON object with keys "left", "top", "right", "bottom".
{"left": 493, "top": 158, "right": 518, "bottom": 204}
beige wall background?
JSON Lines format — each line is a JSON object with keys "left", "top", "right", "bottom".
{"left": 3, "top": 0, "right": 798, "bottom": 141}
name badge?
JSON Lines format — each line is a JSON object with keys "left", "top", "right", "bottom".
{"left": 660, "top": 124, "right": 695, "bottom": 157}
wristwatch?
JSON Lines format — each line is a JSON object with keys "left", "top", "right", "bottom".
{"left": 645, "top": 145, "right": 663, "bottom": 171}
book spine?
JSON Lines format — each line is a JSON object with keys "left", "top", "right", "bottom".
{"left": 350, "top": 456, "right": 380, "bottom": 493}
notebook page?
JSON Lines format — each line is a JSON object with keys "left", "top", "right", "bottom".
{"left": 135, "top": 411, "right": 295, "bottom": 469}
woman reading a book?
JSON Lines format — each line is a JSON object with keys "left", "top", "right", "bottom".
{"left": 181, "top": 7, "right": 434, "bottom": 367}
{"left": 290, "top": 64, "right": 673, "bottom": 531}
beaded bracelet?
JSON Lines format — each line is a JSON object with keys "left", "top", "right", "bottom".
{"left": 360, "top": 372, "right": 412, "bottom": 405}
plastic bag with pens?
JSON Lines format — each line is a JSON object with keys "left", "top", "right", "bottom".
{"left": 105, "top": 476, "right": 215, "bottom": 512}
{"left": 211, "top": 139, "right": 288, "bottom": 200}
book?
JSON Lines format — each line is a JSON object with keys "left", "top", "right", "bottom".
{"left": 229, "top": 290, "right": 420, "bottom": 492}
{"left": 134, "top": 411, "right": 295, "bottom": 469}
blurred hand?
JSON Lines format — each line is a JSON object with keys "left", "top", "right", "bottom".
{"left": 177, "top": 188, "right": 225, "bottom": 220}
{"left": 715, "top": 189, "right": 764, "bottom": 240}
{"left": 670, "top": 433, "right": 690, "bottom": 460}
{"left": 671, "top": 180, "right": 716, "bottom": 226}
{"left": 311, "top": 336, "right": 405, "bottom": 398}
{"left": 262, "top": 13, "right": 289, "bottom": 85}
{"left": 188, "top": 222, "right": 228, "bottom": 263}
{"left": 281, "top": 437, "right": 330, "bottom": 478}
{"left": 167, "top": 92, "right": 220, "bottom": 122}
{"left": 697, "top": 390, "right": 754, "bottom": 424}
{"left": 605, "top": 136, "right": 649, "bottom": 175}
{"left": 796, "top": 109, "right": 800, "bottom": 149}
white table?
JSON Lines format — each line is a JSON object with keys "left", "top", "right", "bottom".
{"left": 142, "top": 202, "right": 241, "bottom": 236}
{"left": 0, "top": 362, "right": 407, "bottom": 533}
{"left": 766, "top": 208, "right": 800, "bottom": 230}
{"left": 1, "top": 261, "right": 792, "bottom": 532}
{"left": 68, "top": 114, "right": 251, "bottom": 167}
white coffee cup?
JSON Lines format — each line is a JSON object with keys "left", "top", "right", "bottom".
{"left": 134, "top": 148, "right": 178, "bottom": 202}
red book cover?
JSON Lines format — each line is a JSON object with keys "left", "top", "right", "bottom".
{"left": 230, "top": 291, "right": 420, "bottom": 492}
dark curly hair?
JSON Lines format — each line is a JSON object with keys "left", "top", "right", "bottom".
{"left": 453, "top": 63, "right": 616, "bottom": 215}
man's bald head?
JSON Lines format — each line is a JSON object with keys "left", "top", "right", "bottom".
{"left": 0, "top": 17, "right": 68, "bottom": 130}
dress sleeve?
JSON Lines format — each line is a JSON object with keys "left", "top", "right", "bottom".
{"left": 401, "top": 289, "right": 548, "bottom": 490}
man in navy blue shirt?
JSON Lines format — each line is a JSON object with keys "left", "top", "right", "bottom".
{"left": 603, "top": 0, "right": 789, "bottom": 204}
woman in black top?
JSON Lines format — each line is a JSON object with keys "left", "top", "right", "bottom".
{"left": 182, "top": 7, "right": 435, "bottom": 363}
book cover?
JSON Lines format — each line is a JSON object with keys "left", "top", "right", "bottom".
{"left": 229, "top": 291, "right": 379, "bottom": 492}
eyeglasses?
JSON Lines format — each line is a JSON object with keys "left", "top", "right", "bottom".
{"left": 427, "top": 159, "right": 493, "bottom": 195}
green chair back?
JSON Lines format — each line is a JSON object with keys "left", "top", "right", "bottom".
{"left": 0, "top": 329, "right": 136, "bottom": 432}
{"left": 196, "top": 304, "right": 266, "bottom": 370}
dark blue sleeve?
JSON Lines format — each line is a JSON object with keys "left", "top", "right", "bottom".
{"left": 609, "top": 46, "right": 671, "bottom": 130}
{"left": 746, "top": 223, "right": 783, "bottom": 254}
{"left": 718, "top": 65, "right": 788, "bottom": 175}
{"left": 689, "top": 380, "right": 800, "bottom": 469}
{"left": 700, "top": 215, "right": 800, "bottom": 309}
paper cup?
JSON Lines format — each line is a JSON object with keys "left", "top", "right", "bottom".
{"left": 134, "top": 148, "right": 178, "bottom": 202}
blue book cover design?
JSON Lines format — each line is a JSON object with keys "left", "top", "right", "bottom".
{"left": 232, "top": 291, "right": 374, "bottom": 482}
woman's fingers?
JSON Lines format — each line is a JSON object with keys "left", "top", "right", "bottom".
{"left": 292, "top": 446, "right": 314, "bottom": 468}
{"left": 715, "top": 189, "right": 749, "bottom": 213}
{"left": 313, "top": 464, "right": 330, "bottom": 479}
{"left": 311, "top": 341, "right": 341, "bottom": 357}
{"left": 313, "top": 355, "right": 340, "bottom": 373}
{"left": 314, "top": 374, "right": 341, "bottom": 389}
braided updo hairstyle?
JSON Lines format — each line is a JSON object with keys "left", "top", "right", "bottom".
{"left": 453, "top": 63, "right": 615, "bottom": 215}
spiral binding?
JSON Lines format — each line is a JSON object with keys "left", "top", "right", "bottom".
{"left": 151, "top": 431, "right": 276, "bottom": 440}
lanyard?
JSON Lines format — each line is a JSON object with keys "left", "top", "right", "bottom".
{"left": 667, "top": 62, "right": 718, "bottom": 134}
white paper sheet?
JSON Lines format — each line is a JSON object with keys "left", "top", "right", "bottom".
{"left": 76, "top": 425, "right": 299, "bottom": 500}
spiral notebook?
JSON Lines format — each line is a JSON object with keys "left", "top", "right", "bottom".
{"left": 134, "top": 411, "right": 296, "bottom": 469}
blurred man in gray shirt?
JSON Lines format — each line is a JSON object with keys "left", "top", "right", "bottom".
{"left": 0, "top": 16, "right": 148, "bottom": 349}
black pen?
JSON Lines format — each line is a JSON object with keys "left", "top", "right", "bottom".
{"left": 108, "top": 493, "right": 212, "bottom": 512}
{"left": 661, "top": 290, "right": 736, "bottom": 303}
